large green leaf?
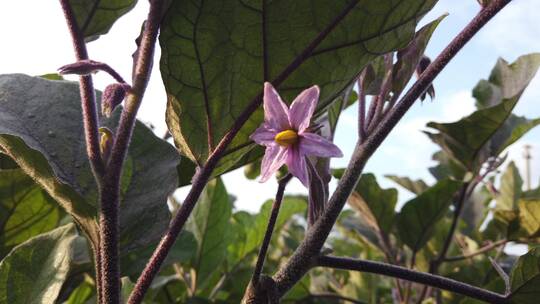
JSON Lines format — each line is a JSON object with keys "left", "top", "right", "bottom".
{"left": 0, "top": 169, "right": 62, "bottom": 258}
{"left": 69, "top": 0, "right": 138, "bottom": 42}
{"left": 161, "top": 0, "right": 438, "bottom": 172}
{"left": 0, "top": 224, "right": 78, "bottom": 304}
{"left": 509, "top": 248, "right": 540, "bottom": 304}
{"left": 396, "top": 179, "right": 462, "bottom": 252}
{"left": 0, "top": 74, "right": 179, "bottom": 254}
{"left": 348, "top": 173, "right": 398, "bottom": 234}
{"left": 426, "top": 54, "right": 540, "bottom": 172}
{"left": 187, "top": 178, "right": 232, "bottom": 291}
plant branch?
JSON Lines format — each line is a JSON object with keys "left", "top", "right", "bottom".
{"left": 252, "top": 174, "right": 292, "bottom": 285}
{"left": 443, "top": 239, "right": 509, "bottom": 263}
{"left": 58, "top": 0, "right": 104, "bottom": 179}
{"left": 283, "top": 292, "right": 367, "bottom": 304}
{"left": 268, "top": 0, "right": 512, "bottom": 298}
{"left": 128, "top": 2, "right": 361, "bottom": 302}
{"left": 317, "top": 256, "right": 509, "bottom": 304}
{"left": 97, "top": 1, "right": 165, "bottom": 303}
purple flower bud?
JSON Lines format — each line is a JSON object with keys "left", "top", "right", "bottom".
{"left": 99, "top": 127, "right": 114, "bottom": 164}
{"left": 57, "top": 59, "right": 106, "bottom": 76}
{"left": 101, "top": 83, "right": 130, "bottom": 117}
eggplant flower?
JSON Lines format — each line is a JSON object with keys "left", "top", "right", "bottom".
{"left": 250, "top": 82, "right": 343, "bottom": 186}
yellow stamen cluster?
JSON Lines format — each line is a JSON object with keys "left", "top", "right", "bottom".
{"left": 274, "top": 129, "right": 298, "bottom": 147}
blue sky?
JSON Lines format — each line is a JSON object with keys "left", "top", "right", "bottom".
{"left": 0, "top": 0, "right": 538, "bottom": 212}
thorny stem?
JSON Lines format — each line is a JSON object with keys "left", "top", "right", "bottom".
{"left": 317, "top": 256, "right": 509, "bottom": 304}
{"left": 127, "top": 1, "right": 361, "bottom": 302}
{"left": 267, "top": 0, "right": 512, "bottom": 299}
{"left": 251, "top": 175, "right": 293, "bottom": 285}
{"left": 59, "top": 0, "right": 104, "bottom": 179}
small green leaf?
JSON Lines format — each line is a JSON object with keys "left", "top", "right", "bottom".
{"left": 385, "top": 175, "right": 428, "bottom": 195}
{"left": 348, "top": 173, "right": 398, "bottom": 234}
{"left": 391, "top": 15, "right": 445, "bottom": 99}
{"left": 396, "top": 179, "right": 462, "bottom": 252}
{"left": 518, "top": 200, "right": 540, "bottom": 236}
{"left": 64, "top": 281, "right": 94, "bottom": 304}
{"left": 69, "top": 0, "right": 138, "bottom": 42}
{"left": 488, "top": 54, "right": 540, "bottom": 102}
{"left": 509, "top": 248, "right": 540, "bottom": 304}
{"left": 0, "top": 224, "right": 78, "bottom": 304}
{"left": 0, "top": 169, "right": 62, "bottom": 258}
{"left": 496, "top": 162, "right": 523, "bottom": 210}
{"left": 187, "top": 178, "right": 232, "bottom": 290}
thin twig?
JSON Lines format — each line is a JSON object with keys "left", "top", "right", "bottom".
{"left": 252, "top": 174, "right": 293, "bottom": 284}
{"left": 58, "top": 0, "right": 104, "bottom": 179}
{"left": 283, "top": 292, "right": 367, "bottom": 304}
{"left": 318, "top": 256, "right": 509, "bottom": 303}
{"left": 127, "top": 2, "right": 361, "bottom": 302}
{"left": 443, "top": 239, "right": 509, "bottom": 262}
{"left": 269, "top": 1, "right": 512, "bottom": 299}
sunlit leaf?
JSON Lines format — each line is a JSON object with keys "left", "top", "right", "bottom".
{"left": 385, "top": 175, "right": 428, "bottom": 195}
{"left": 496, "top": 162, "right": 523, "bottom": 210}
{"left": 187, "top": 178, "right": 233, "bottom": 290}
{"left": 518, "top": 200, "right": 540, "bottom": 237}
{"left": 0, "top": 224, "right": 78, "bottom": 304}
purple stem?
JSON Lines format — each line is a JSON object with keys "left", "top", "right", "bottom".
{"left": 317, "top": 256, "right": 509, "bottom": 304}
{"left": 270, "top": 0, "right": 512, "bottom": 298}
{"left": 98, "top": 0, "right": 165, "bottom": 303}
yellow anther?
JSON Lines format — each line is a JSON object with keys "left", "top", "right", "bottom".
{"left": 274, "top": 129, "right": 298, "bottom": 147}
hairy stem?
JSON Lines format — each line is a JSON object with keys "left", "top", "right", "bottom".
{"left": 97, "top": 1, "right": 165, "bottom": 303}
{"left": 268, "top": 0, "right": 512, "bottom": 298}
{"left": 252, "top": 175, "right": 292, "bottom": 284}
{"left": 317, "top": 256, "right": 509, "bottom": 304}
{"left": 127, "top": 1, "right": 361, "bottom": 302}
{"left": 58, "top": 0, "right": 104, "bottom": 179}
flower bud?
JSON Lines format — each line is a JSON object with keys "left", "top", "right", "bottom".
{"left": 101, "top": 83, "right": 130, "bottom": 117}
{"left": 416, "top": 55, "right": 435, "bottom": 101}
{"left": 99, "top": 127, "right": 114, "bottom": 164}
{"left": 57, "top": 59, "right": 105, "bottom": 76}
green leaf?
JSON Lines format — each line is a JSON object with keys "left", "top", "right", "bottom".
{"left": 69, "top": 0, "right": 138, "bottom": 42}
{"left": 0, "top": 169, "right": 62, "bottom": 258}
{"left": 0, "top": 224, "right": 78, "bottom": 304}
{"left": 385, "top": 175, "right": 428, "bottom": 195}
{"left": 426, "top": 54, "right": 540, "bottom": 172}
{"left": 348, "top": 173, "right": 398, "bottom": 234}
{"left": 161, "top": 0, "right": 438, "bottom": 172}
{"left": 231, "top": 196, "right": 306, "bottom": 266}
{"left": 428, "top": 150, "right": 467, "bottom": 181}
{"left": 187, "top": 178, "right": 232, "bottom": 291}
{"left": 396, "top": 179, "right": 462, "bottom": 252}
{"left": 64, "top": 281, "right": 94, "bottom": 304}
{"left": 0, "top": 74, "right": 179, "bottom": 256}
{"left": 518, "top": 200, "right": 540, "bottom": 236}
{"left": 509, "top": 248, "right": 540, "bottom": 304}
{"left": 496, "top": 162, "right": 523, "bottom": 210}
{"left": 391, "top": 15, "right": 445, "bottom": 99}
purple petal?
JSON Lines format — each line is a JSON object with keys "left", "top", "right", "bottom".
{"left": 250, "top": 124, "right": 277, "bottom": 146}
{"left": 264, "top": 82, "right": 290, "bottom": 130}
{"left": 286, "top": 146, "right": 309, "bottom": 186}
{"left": 259, "top": 144, "right": 288, "bottom": 183}
{"left": 289, "top": 85, "right": 319, "bottom": 132}
{"left": 299, "top": 133, "right": 343, "bottom": 158}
